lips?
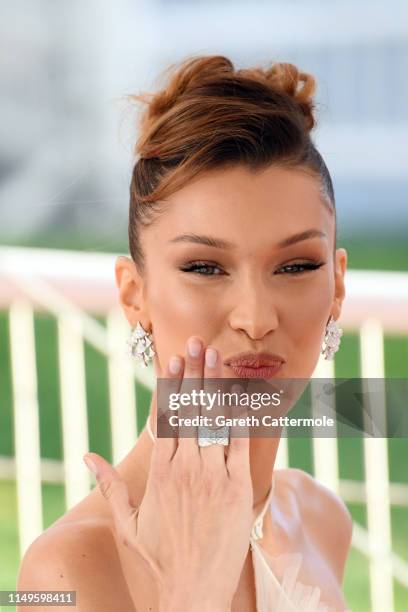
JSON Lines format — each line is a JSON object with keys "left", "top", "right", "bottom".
{"left": 224, "top": 351, "right": 285, "bottom": 367}
{"left": 226, "top": 363, "right": 283, "bottom": 378}
{"left": 224, "top": 352, "right": 285, "bottom": 378}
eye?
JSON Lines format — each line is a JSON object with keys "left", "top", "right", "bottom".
{"left": 275, "top": 262, "right": 325, "bottom": 275}
{"left": 179, "top": 260, "right": 226, "bottom": 276}
{"left": 179, "top": 260, "right": 325, "bottom": 277}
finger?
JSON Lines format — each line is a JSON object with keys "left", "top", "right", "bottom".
{"left": 225, "top": 386, "right": 251, "bottom": 480}
{"left": 200, "top": 346, "right": 227, "bottom": 472}
{"left": 150, "top": 354, "right": 184, "bottom": 478}
{"left": 176, "top": 336, "right": 205, "bottom": 458}
{"left": 83, "top": 452, "right": 138, "bottom": 543}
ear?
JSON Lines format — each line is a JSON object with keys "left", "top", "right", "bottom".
{"left": 114, "top": 256, "right": 149, "bottom": 328}
{"left": 330, "top": 248, "right": 347, "bottom": 321}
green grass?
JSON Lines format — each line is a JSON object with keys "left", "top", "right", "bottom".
{"left": 1, "top": 235, "right": 407, "bottom": 609}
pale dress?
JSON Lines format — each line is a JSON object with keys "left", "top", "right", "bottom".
{"left": 146, "top": 415, "right": 348, "bottom": 611}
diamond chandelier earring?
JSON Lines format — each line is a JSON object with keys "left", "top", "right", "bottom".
{"left": 126, "top": 321, "right": 156, "bottom": 367}
{"left": 321, "top": 315, "right": 343, "bottom": 360}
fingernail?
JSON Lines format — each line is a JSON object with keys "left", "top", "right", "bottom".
{"left": 83, "top": 454, "right": 98, "bottom": 477}
{"left": 205, "top": 347, "right": 217, "bottom": 368}
{"left": 187, "top": 337, "right": 202, "bottom": 358}
{"left": 169, "top": 356, "right": 182, "bottom": 374}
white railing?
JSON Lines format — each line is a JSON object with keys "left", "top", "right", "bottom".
{"left": 1, "top": 245, "right": 408, "bottom": 611}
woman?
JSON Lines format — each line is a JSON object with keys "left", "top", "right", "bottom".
{"left": 18, "top": 55, "right": 352, "bottom": 611}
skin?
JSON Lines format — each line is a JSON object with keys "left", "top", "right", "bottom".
{"left": 17, "top": 164, "right": 351, "bottom": 611}
{"left": 119, "top": 162, "right": 347, "bottom": 514}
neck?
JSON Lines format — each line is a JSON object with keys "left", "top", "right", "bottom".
{"left": 116, "top": 388, "right": 281, "bottom": 515}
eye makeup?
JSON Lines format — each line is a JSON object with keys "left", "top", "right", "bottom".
{"left": 178, "top": 259, "right": 326, "bottom": 277}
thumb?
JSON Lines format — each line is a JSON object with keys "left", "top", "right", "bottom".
{"left": 83, "top": 452, "right": 162, "bottom": 581}
{"left": 83, "top": 452, "right": 138, "bottom": 544}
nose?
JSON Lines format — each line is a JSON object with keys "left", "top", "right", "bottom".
{"left": 228, "top": 273, "right": 279, "bottom": 340}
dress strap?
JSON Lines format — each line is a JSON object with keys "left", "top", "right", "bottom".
{"left": 251, "top": 475, "right": 275, "bottom": 541}
{"left": 146, "top": 413, "right": 156, "bottom": 443}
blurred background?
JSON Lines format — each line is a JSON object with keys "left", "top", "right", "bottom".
{"left": 0, "top": 1, "right": 407, "bottom": 610}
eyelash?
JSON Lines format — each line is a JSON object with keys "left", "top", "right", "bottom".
{"left": 179, "top": 260, "right": 325, "bottom": 277}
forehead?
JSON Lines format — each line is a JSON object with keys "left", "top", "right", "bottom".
{"left": 144, "top": 165, "right": 334, "bottom": 249}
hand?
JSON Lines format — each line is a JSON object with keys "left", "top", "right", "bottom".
{"left": 83, "top": 336, "right": 253, "bottom": 611}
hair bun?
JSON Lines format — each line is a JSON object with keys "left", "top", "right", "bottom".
{"left": 131, "top": 56, "right": 235, "bottom": 156}
{"left": 238, "top": 61, "right": 317, "bottom": 131}
{"left": 129, "top": 56, "right": 317, "bottom": 159}
{"left": 268, "top": 62, "right": 317, "bottom": 131}
{"left": 147, "top": 56, "right": 234, "bottom": 119}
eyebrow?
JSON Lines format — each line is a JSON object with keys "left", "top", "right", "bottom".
{"left": 168, "top": 229, "right": 327, "bottom": 250}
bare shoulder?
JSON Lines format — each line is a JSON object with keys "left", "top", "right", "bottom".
{"left": 17, "top": 518, "right": 135, "bottom": 612}
{"left": 276, "top": 468, "right": 353, "bottom": 582}
{"left": 276, "top": 467, "right": 351, "bottom": 521}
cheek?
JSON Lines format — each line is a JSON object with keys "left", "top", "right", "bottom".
{"left": 282, "top": 273, "right": 334, "bottom": 374}
{"left": 295, "top": 284, "right": 332, "bottom": 330}
{"left": 146, "top": 276, "right": 218, "bottom": 365}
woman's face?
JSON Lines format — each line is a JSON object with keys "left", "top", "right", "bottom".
{"left": 117, "top": 164, "right": 347, "bottom": 380}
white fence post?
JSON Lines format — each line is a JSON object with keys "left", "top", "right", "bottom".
{"left": 360, "top": 317, "right": 394, "bottom": 612}
{"left": 9, "top": 300, "right": 43, "bottom": 556}
{"left": 57, "top": 312, "right": 91, "bottom": 509}
{"left": 106, "top": 307, "right": 138, "bottom": 465}
{"left": 311, "top": 356, "right": 340, "bottom": 494}
{"left": 275, "top": 433, "right": 289, "bottom": 470}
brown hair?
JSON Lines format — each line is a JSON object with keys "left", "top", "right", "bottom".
{"left": 127, "top": 54, "right": 336, "bottom": 271}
